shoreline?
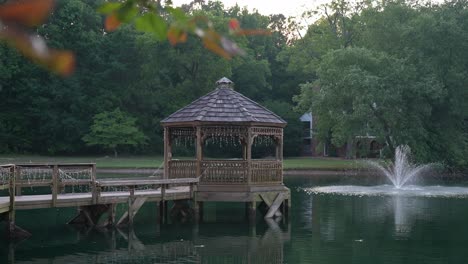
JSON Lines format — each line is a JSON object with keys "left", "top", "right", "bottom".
{"left": 96, "top": 167, "right": 467, "bottom": 178}
{"left": 96, "top": 167, "right": 362, "bottom": 176}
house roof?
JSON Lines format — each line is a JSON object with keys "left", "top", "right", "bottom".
{"left": 161, "top": 77, "right": 286, "bottom": 125}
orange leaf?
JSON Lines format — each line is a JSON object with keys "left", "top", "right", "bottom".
{"left": 48, "top": 51, "right": 75, "bottom": 76}
{"left": 105, "top": 13, "right": 121, "bottom": 31}
{"left": 228, "top": 18, "right": 240, "bottom": 30}
{"left": 167, "top": 27, "right": 187, "bottom": 46}
{"left": 0, "top": 0, "right": 54, "bottom": 27}
{"left": 203, "top": 37, "right": 231, "bottom": 59}
{"left": 0, "top": 26, "right": 75, "bottom": 76}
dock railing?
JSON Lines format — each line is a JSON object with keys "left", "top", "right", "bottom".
{"left": 0, "top": 164, "right": 15, "bottom": 214}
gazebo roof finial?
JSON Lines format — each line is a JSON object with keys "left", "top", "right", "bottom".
{"left": 216, "top": 77, "right": 234, "bottom": 89}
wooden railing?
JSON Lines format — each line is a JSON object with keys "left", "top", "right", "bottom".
{"left": 0, "top": 164, "right": 14, "bottom": 191}
{"left": 168, "top": 160, "right": 197, "bottom": 178}
{"left": 168, "top": 159, "right": 283, "bottom": 185}
{"left": 96, "top": 177, "right": 199, "bottom": 202}
{"left": 12, "top": 163, "right": 97, "bottom": 206}
{"left": 251, "top": 160, "right": 282, "bottom": 184}
{"left": 201, "top": 160, "right": 248, "bottom": 184}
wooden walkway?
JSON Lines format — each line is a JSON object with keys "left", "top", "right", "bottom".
{"left": 0, "top": 163, "right": 198, "bottom": 238}
{"left": 0, "top": 185, "right": 191, "bottom": 209}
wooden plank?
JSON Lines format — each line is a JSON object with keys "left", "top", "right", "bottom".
{"left": 265, "top": 193, "right": 285, "bottom": 219}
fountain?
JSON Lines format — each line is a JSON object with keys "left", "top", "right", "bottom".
{"left": 366, "top": 145, "right": 432, "bottom": 188}
{"left": 305, "top": 145, "right": 468, "bottom": 198}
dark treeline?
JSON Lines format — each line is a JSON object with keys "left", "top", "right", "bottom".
{"left": 0, "top": 0, "right": 303, "bottom": 157}
{"left": 1, "top": 0, "right": 467, "bottom": 168}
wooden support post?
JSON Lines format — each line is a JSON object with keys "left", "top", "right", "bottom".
{"left": 109, "top": 204, "right": 116, "bottom": 227}
{"left": 8, "top": 166, "right": 15, "bottom": 234}
{"left": 196, "top": 126, "right": 202, "bottom": 177}
{"left": 192, "top": 201, "right": 204, "bottom": 223}
{"left": 14, "top": 167, "right": 21, "bottom": 197}
{"left": 247, "top": 128, "right": 252, "bottom": 185}
{"left": 128, "top": 186, "right": 135, "bottom": 226}
{"left": 6, "top": 166, "right": 30, "bottom": 240}
{"left": 91, "top": 164, "right": 97, "bottom": 204}
{"left": 164, "top": 201, "right": 168, "bottom": 223}
{"left": 8, "top": 241, "right": 14, "bottom": 264}
{"left": 248, "top": 201, "right": 256, "bottom": 223}
{"left": 158, "top": 201, "right": 164, "bottom": 224}
{"left": 163, "top": 127, "right": 171, "bottom": 179}
{"left": 52, "top": 165, "right": 58, "bottom": 207}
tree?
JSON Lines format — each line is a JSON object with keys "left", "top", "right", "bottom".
{"left": 82, "top": 108, "right": 148, "bottom": 157}
{"left": 295, "top": 47, "right": 443, "bottom": 158}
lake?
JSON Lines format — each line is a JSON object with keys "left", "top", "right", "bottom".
{"left": 2, "top": 173, "right": 468, "bottom": 263}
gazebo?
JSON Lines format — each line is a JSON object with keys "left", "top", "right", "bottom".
{"left": 161, "top": 77, "right": 290, "bottom": 221}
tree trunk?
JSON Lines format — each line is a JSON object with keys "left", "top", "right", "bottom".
{"left": 113, "top": 148, "right": 118, "bottom": 158}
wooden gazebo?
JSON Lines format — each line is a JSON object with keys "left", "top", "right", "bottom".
{"left": 161, "top": 77, "right": 290, "bottom": 221}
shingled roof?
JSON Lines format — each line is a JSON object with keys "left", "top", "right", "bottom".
{"left": 161, "top": 77, "right": 286, "bottom": 125}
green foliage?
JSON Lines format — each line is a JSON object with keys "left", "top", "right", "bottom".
{"left": 0, "top": 0, "right": 298, "bottom": 157}
{"left": 291, "top": 0, "right": 468, "bottom": 167}
{"left": 82, "top": 108, "right": 147, "bottom": 157}
{"left": 262, "top": 100, "right": 303, "bottom": 156}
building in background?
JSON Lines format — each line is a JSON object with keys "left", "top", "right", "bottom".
{"left": 300, "top": 112, "right": 383, "bottom": 158}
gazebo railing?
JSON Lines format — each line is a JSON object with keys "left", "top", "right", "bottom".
{"left": 168, "top": 159, "right": 282, "bottom": 185}
{"left": 201, "top": 160, "right": 248, "bottom": 184}
{"left": 251, "top": 160, "right": 282, "bottom": 184}
{"left": 168, "top": 160, "right": 198, "bottom": 179}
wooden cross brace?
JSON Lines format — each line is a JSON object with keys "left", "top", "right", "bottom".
{"left": 116, "top": 197, "right": 147, "bottom": 227}
{"left": 260, "top": 193, "right": 285, "bottom": 219}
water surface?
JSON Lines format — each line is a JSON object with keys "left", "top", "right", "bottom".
{"left": 2, "top": 174, "right": 468, "bottom": 263}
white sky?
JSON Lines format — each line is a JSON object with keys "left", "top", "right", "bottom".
{"left": 172, "top": 0, "right": 330, "bottom": 17}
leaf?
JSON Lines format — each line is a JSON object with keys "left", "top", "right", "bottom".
{"left": 105, "top": 12, "right": 121, "bottom": 31}
{"left": 0, "top": 26, "right": 75, "bottom": 76}
{"left": 0, "top": 0, "right": 54, "bottom": 27}
{"left": 228, "top": 18, "right": 240, "bottom": 30}
{"left": 135, "top": 14, "right": 167, "bottom": 40}
{"left": 167, "top": 26, "right": 187, "bottom": 45}
{"left": 47, "top": 50, "right": 75, "bottom": 76}
{"left": 166, "top": 7, "right": 188, "bottom": 22}
{"left": 97, "top": 2, "right": 121, "bottom": 14}
{"left": 117, "top": 1, "right": 138, "bottom": 23}
{"left": 202, "top": 32, "right": 231, "bottom": 59}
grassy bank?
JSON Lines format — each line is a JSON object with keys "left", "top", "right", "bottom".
{"left": 0, "top": 155, "right": 361, "bottom": 170}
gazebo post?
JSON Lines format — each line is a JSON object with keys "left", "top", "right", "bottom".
{"left": 247, "top": 128, "right": 252, "bottom": 185}
{"left": 196, "top": 126, "right": 203, "bottom": 177}
{"left": 163, "top": 127, "right": 171, "bottom": 179}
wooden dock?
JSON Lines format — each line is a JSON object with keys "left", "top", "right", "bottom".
{"left": 0, "top": 163, "right": 198, "bottom": 239}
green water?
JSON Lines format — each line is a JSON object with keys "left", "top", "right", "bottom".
{"left": 2, "top": 174, "right": 468, "bottom": 263}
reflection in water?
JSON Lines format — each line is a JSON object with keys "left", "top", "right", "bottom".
{"left": 5, "top": 219, "right": 290, "bottom": 264}
{"left": 310, "top": 194, "right": 435, "bottom": 242}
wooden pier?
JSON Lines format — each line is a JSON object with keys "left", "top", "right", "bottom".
{"left": 0, "top": 163, "right": 198, "bottom": 239}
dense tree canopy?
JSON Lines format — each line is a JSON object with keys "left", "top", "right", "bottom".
{"left": 291, "top": 0, "right": 468, "bottom": 167}
{"left": 2, "top": 0, "right": 468, "bottom": 169}
{"left": 0, "top": 0, "right": 302, "bottom": 156}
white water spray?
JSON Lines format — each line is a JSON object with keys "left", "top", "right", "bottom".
{"left": 367, "top": 145, "right": 431, "bottom": 188}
